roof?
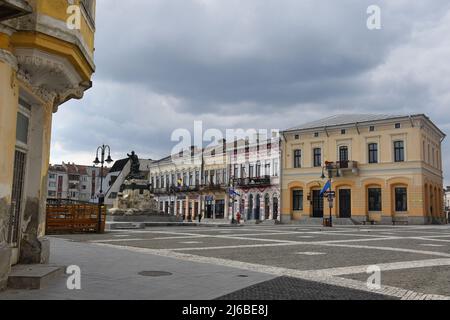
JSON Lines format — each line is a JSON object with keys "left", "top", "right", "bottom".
{"left": 109, "top": 158, "right": 129, "bottom": 173}
{"left": 284, "top": 114, "right": 408, "bottom": 132}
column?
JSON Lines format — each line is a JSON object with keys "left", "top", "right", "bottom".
{"left": 19, "top": 102, "right": 53, "bottom": 264}
{"left": 0, "top": 30, "right": 19, "bottom": 289}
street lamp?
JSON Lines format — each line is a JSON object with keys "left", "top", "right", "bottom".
{"left": 321, "top": 161, "right": 338, "bottom": 228}
{"left": 93, "top": 145, "right": 113, "bottom": 233}
{"left": 229, "top": 177, "right": 237, "bottom": 225}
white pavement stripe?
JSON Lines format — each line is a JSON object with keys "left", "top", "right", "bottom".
{"left": 295, "top": 252, "right": 326, "bottom": 256}
{"left": 91, "top": 242, "right": 450, "bottom": 300}
{"left": 312, "top": 258, "right": 450, "bottom": 276}
{"left": 420, "top": 244, "right": 445, "bottom": 247}
{"left": 89, "top": 238, "right": 146, "bottom": 243}
{"left": 311, "top": 243, "right": 450, "bottom": 258}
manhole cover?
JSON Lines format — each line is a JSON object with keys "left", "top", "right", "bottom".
{"left": 138, "top": 271, "right": 172, "bottom": 277}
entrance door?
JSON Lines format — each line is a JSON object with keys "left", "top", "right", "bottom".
{"left": 206, "top": 201, "right": 213, "bottom": 218}
{"left": 273, "top": 197, "right": 279, "bottom": 220}
{"left": 264, "top": 194, "right": 270, "bottom": 220}
{"left": 339, "top": 189, "right": 352, "bottom": 218}
{"left": 255, "top": 195, "right": 261, "bottom": 220}
{"left": 312, "top": 190, "right": 324, "bottom": 218}
{"left": 8, "top": 150, "right": 27, "bottom": 264}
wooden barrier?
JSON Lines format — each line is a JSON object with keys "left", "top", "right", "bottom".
{"left": 46, "top": 202, "right": 106, "bottom": 235}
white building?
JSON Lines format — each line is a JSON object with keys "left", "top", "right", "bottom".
{"left": 48, "top": 163, "right": 109, "bottom": 203}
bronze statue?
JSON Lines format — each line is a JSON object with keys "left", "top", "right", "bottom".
{"left": 127, "top": 151, "right": 142, "bottom": 179}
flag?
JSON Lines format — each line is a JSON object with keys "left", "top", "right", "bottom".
{"left": 229, "top": 189, "right": 240, "bottom": 197}
{"left": 320, "top": 180, "right": 331, "bottom": 196}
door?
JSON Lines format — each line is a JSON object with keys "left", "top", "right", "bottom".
{"left": 8, "top": 150, "right": 27, "bottom": 264}
{"left": 339, "top": 189, "right": 352, "bottom": 218}
{"left": 273, "top": 197, "right": 279, "bottom": 220}
{"left": 255, "top": 195, "right": 261, "bottom": 220}
{"left": 264, "top": 194, "right": 270, "bottom": 220}
{"left": 206, "top": 201, "right": 213, "bottom": 218}
{"left": 312, "top": 190, "right": 324, "bottom": 218}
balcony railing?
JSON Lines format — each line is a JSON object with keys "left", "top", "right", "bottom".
{"left": 201, "top": 183, "right": 227, "bottom": 191}
{"left": 235, "top": 176, "right": 271, "bottom": 188}
{"left": 325, "top": 161, "right": 359, "bottom": 175}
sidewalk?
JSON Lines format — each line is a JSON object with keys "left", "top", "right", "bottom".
{"left": 0, "top": 238, "right": 275, "bottom": 300}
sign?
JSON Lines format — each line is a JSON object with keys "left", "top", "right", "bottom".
{"left": 323, "top": 191, "right": 336, "bottom": 198}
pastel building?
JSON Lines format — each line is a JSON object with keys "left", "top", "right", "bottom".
{"left": 0, "top": 0, "right": 96, "bottom": 289}
{"left": 281, "top": 114, "right": 446, "bottom": 225}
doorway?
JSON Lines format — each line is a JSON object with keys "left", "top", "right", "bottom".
{"left": 273, "top": 197, "right": 279, "bottom": 220}
{"left": 339, "top": 189, "right": 352, "bottom": 218}
{"left": 312, "top": 190, "right": 324, "bottom": 218}
{"left": 264, "top": 194, "right": 270, "bottom": 220}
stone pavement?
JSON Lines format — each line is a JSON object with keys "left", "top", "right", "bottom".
{"left": 1, "top": 224, "right": 450, "bottom": 300}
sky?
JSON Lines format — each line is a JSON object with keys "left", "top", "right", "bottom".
{"left": 50, "top": 0, "right": 450, "bottom": 184}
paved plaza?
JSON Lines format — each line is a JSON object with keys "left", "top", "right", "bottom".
{"left": 1, "top": 224, "right": 450, "bottom": 300}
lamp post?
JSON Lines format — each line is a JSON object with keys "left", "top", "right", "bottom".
{"left": 93, "top": 145, "right": 113, "bottom": 233}
{"left": 229, "top": 177, "right": 237, "bottom": 225}
{"left": 320, "top": 162, "right": 340, "bottom": 228}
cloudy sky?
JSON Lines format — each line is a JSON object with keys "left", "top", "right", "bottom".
{"left": 50, "top": 0, "right": 450, "bottom": 183}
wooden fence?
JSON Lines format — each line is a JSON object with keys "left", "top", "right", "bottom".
{"left": 46, "top": 201, "right": 106, "bottom": 235}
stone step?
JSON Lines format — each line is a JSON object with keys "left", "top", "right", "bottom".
{"left": 7, "top": 264, "right": 65, "bottom": 290}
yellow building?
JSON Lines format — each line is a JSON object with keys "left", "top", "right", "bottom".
{"left": 281, "top": 114, "right": 446, "bottom": 225}
{"left": 0, "top": 0, "right": 96, "bottom": 289}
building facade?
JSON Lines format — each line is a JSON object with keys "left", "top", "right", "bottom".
{"left": 281, "top": 114, "right": 446, "bottom": 225}
{"left": 228, "top": 136, "right": 281, "bottom": 223}
{"left": 0, "top": 0, "right": 96, "bottom": 290}
{"left": 48, "top": 163, "right": 107, "bottom": 203}
{"left": 148, "top": 134, "right": 281, "bottom": 223}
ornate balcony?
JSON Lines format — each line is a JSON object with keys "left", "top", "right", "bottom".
{"left": 325, "top": 161, "right": 359, "bottom": 175}
{"left": 201, "top": 183, "right": 226, "bottom": 192}
{"left": 236, "top": 176, "right": 271, "bottom": 188}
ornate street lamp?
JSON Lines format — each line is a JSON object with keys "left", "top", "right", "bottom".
{"left": 93, "top": 145, "right": 113, "bottom": 233}
{"left": 320, "top": 161, "right": 339, "bottom": 228}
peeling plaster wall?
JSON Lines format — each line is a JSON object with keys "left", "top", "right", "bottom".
{"left": 0, "top": 59, "right": 18, "bottom": 290}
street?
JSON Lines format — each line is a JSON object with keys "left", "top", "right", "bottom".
{"left": 1, "top": 224, "right": 450, "bottom": 300}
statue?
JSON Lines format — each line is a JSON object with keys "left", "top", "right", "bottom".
{"left": 127, "top": 151, "right": 142, "bottom": 179}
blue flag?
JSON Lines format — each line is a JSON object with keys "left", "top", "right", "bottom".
{"left": 229, "top": 189, "right": 240, "bottom": 197}
{"left": 320, "top": 180, "right": 331, "bottom": 196}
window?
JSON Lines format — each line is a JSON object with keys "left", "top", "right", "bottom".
{"left": 395, "top": 187, "right": 408, "bottom": 212}
{"left": 256, "top": 162, "right": 261, "bottom": 177}
{"left": 313, "top": 148, "right": 322, "bottom": 167}
{"left": 49, "top": 174, "right": 56, "bottom": 180}
{"left": 314, "top": 132, "right": 319, "bottom": 138}
{"left": 265, "top": 163, "right": 271, "bottom": 176}
{"left": 16, "top": 112, "right": 29, "bottom": 144}
{"left": 49, "top": 182, "right": 57, "bottom": 188}
{"left": 339, "top": 146, "right": 348, "bottom": 163}
{"left": 368, "top": 188, "right": 382, "bottom": 211}
{"left": 295, "top": 135, "right": 300, "bottom": 140}
{"left": 249, "top": 164, "right": 254, "bottom": 178}
{"left": 293, "top": 190, "right": 303, "bottom": 211}
{"left": 368, "top": 143, "right": 378, "bottom": 164}
{"left": 369, "top": 126, "right": 375, "bottom": 132}
{"left": 294, "top": 150, "right": 302, "bottom": 168}
{"left": 341, "top": 129, "right": 346, "bottom": 135}
{"left": 395, "top": 123, "right": 401, "bottom": 129}
{"left": 394, "top": 141, "right": 405, "bottom": 162}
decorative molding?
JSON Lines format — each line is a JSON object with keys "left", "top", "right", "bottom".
{"left": 0, "top": 48, "right": 18, "bottom": 70}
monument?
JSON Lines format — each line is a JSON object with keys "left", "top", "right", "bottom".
{"left": 109, "top": 151, "right": 158, "bottom": 217}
